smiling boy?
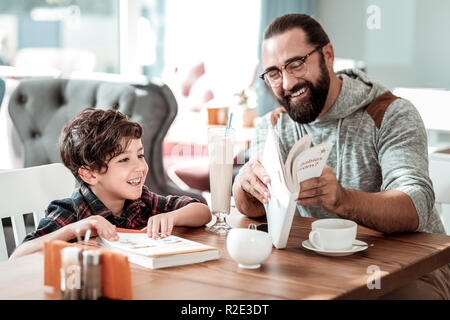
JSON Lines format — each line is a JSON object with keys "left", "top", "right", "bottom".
{"left": 11, "top": 108, "right": 211, "bottom": 259}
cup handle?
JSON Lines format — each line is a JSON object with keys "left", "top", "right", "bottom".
{"left": 309, "top": 230, "right": 323, "bottom": 250}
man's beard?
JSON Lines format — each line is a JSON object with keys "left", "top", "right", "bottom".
{"left": 277, "top": 54, "right": 330, "bottom": 124}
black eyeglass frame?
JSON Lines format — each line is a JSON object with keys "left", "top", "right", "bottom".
{"left": 259, "top": 45, "right": 326, "bottom": 86}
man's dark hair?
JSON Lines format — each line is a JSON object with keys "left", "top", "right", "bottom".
{"left": 59, "top": 108, "right": 143, "bottom": 182}
{"left": 264, "top": 13, "right": 330, "bottom": 48}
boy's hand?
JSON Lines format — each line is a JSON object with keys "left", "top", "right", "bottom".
{"left": 143, "top": 213, "right": 176, "bottom": 239}
{"left": 71, "top": 215, "right": 119, "bottom": 241}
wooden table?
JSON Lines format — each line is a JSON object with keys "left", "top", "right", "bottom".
{"left": 1, "top": 209, "right": 449, "bottom": 300}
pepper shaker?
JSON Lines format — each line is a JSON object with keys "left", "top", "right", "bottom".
{"left": 82, "top": 250, "right": 102, "bottom": 300}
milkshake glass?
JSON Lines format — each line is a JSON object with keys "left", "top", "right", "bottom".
{"left": 206, "top": 127, "right": 235, "bottom": 235}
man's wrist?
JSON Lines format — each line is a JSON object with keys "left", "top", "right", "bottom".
{"left": 336, "top": 188, "right": 354, "bottom": 218}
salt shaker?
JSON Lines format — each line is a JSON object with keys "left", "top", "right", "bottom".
{"left": 60, "top": 247, "right": 82, "bottom": 300}
{"left": 82, "top": 250, "right": 102, "bottom": 300}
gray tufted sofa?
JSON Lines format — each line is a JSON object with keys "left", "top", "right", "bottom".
{"left": 8, "top": 77, "right": 206, "bottom": 203}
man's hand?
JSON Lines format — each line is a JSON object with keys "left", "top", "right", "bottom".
{"left": 296, "top": 166, "right": 347, "bottom": 214}
{"left": 270, "top": 107, "right": 287, "bottom": 127}
{"left": 239, "top": 157, "right": 271, "bottom": 205}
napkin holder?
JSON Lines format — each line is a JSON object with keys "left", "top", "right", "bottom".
{"left": 43, "top": 240, "right": 133, "bottom": 300}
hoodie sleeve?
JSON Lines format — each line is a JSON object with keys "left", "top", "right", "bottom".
{"left": 377, "top": 98, "right": 435, "bottom": 232}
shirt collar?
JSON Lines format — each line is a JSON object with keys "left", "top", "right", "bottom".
{"left": 76, "top": 183, "right": 148, "bottom": 219}
{"left": 78, "top": 183, "right": 113, "bottom": 218}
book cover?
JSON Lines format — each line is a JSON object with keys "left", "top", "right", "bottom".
{"left": 261, "top": 126, "right": 333, "bottom": 249}
{"left": 98, "top": 228, "right": 220, "bottom": 269}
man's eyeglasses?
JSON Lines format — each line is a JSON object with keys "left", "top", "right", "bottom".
{"left": 259, "top": 45, "right": 325, "bottom": 88}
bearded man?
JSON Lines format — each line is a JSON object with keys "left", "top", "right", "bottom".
{"left": 233, "top": 13, "right": 449, "bottom": 299}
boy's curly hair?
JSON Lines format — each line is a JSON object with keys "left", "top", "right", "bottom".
{"left": 59, "top": 108, "right": 143, "bottom": 182}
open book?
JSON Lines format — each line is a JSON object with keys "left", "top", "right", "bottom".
{"left": 97, "top": 228, "right": 220, "bottom": 269}
{"left": 261, "top": 126, "right": 333, "bottom": 249}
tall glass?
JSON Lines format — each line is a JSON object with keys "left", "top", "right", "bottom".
{"left": 206, "top": 127, "right": 235, "bottom": 235}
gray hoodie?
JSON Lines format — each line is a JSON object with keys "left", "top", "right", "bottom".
{"left": 246, "top": 69, "right": 445, "bottom": 234}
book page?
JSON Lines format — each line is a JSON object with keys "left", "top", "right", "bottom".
{"left": 261, "top": 126, "right": 290, "bottom": 191}
{"left": 293, "top": 142, "right": 333, "bottom": 186}
{"left": 100, "top": 233, "right": 216, "bottom": 257}
{"left": 284, "top": 135, "right": 312, "bottom": 190}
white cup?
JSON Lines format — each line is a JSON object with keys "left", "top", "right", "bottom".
{"left": 308, "top": 219, "right": 357, "bottom": 251}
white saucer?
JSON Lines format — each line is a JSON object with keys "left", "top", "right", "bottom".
{"left": 302, "top": 239, "right": 369, "bottom": 256}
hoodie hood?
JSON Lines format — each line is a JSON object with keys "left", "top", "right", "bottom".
{"left": 317, "top": 69, "right": 389, "bottom": 122}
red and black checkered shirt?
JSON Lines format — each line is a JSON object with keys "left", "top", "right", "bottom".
{"left": 23, "top": 184, "right": 200, "bottom": 243}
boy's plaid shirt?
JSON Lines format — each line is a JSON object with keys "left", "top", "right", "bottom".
{"left": 23, "top": 184, "right": 200, "bottom": 243}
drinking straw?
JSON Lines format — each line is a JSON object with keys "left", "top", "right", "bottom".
{"left": 225, "top": 112, "right": 233, "bottom": 136}
{"left": 84, "top": 228, "right": 91, "bottom": 245}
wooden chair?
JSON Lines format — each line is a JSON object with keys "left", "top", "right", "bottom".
{"left": 0, "top": 163, "right": 76, "bottom": 260}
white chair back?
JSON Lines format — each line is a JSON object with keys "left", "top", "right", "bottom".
{"left": 429, "top": 149, "right": 450, "bottom": 234}
{"left": 0, "top": 163, "right": 76, "bottom": 260}
{"left": 393, "top": 88, "right": 450, "bottom": 133}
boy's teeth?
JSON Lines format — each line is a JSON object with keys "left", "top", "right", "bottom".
{"left": 127, "top": 178, "right": 141, "bottom": 185}
{"left": 291, "top": 87, "right": 307, "bottom": 97}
